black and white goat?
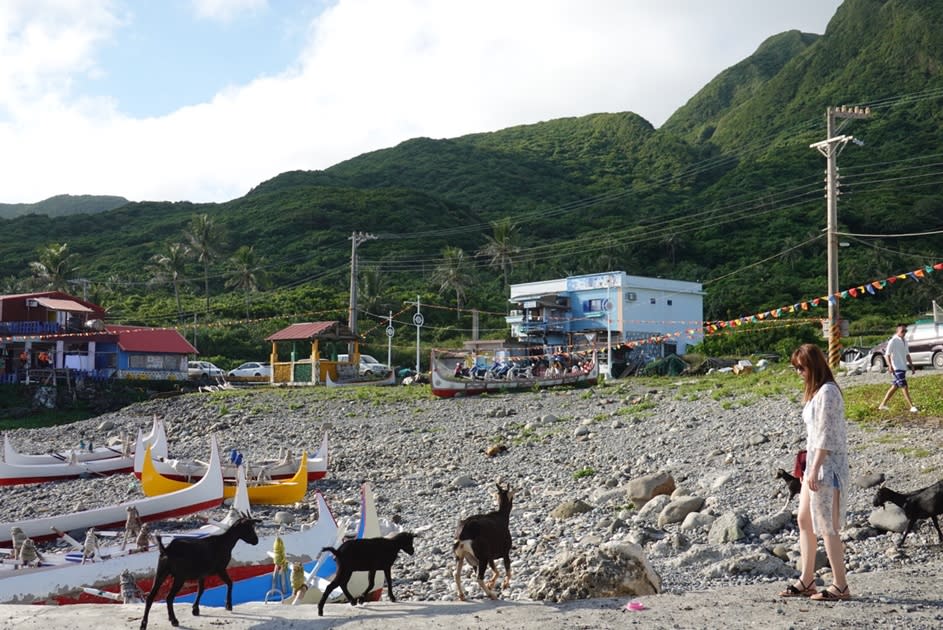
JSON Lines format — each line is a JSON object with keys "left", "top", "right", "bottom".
{"left": 454, "top": 482, "right": 514, "bottom": 601}
{"left": 317, "top": 531, "right": 416, "bottom": 616}
{"left": 140, "top": 514, "right": 259, "bottom": 630}
{"left": 873, "top": 480, "right": 943, "bottom": 547}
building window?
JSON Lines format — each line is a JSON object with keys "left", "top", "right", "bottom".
{"left": 582, "top": 299, "right": 607, "bottom": 313}
{"left": 650, "top": 297, "right": 656, "bottom": 304}
{"left": 667, "top": 299, "right": 673, "bottom": 306}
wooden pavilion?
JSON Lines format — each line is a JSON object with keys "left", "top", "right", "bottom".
{"left": 265, "top": 321, "right": 361, "bottom": 385}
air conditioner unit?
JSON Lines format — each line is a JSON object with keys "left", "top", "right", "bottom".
{"left": 26, "top": 299, "right": 39, "bottom": 307}
{"left": 625, "top": 292, "right": 637, "bottom": 302}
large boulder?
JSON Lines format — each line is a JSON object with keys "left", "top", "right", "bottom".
{"left": 658, "top": 496, "right": 706, "bottom": 527}
{"left": 869, "top": 504, "right": 908, "bottom": 533}
{"left": 627, "top": 472, "right": 676, "bottom": 508}
{"left": 708, "top": 511, "right": 747, "bottom": 544}
{"left": 527, "top": 542, "right": 661, "bottom": 602}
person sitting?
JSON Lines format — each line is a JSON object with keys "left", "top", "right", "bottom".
{"left": 37, "top": 351, "right": 51, "bottom": 368}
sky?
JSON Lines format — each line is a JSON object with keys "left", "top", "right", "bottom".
{"left": 0, "top": 0, "right": 843, "bottom": 205}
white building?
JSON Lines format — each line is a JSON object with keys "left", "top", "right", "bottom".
{"left": 506, "top": 271, "right": 704, "bottom": 356}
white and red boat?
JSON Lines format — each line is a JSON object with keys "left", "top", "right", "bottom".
{"left": 133, "top": 432, "right": 328, "bottom": 484}
{"left": 430, "top": 349, "right": 599, "bottom": 398}
{"left": 3, "top": 417, "right": 167, "bottom": 466}
{"left": 0, "top": 436, "right": 224, "bottom": 547}
{"left": 0, "top": 423, "right": 168, "bottom": 486}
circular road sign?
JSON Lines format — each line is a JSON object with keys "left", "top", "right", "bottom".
{"left": 386, "top": 325, "right": 395, "bottom": 338}
{"left": 412, "top": 313, "right": 425, "bottom": 327}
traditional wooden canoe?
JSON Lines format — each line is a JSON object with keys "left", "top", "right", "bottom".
{"left": 0, "top": 423, "right": 169, "bottom": 486}
{"left": 325, "top": 371, "right": 396, "bottom": 387}
{"left": 430, "top": 350, "right": 599, "bottom": 398}
{"left": 133, "top": 432, "right": 328, "bottom": 484}
{"left": 0, "top": 484, "right": 336, "bottom": 606}
{"left": 3, "top": 417, "right": 167, "bottom": 466}
{"left": 140, "top": 446, "right": 308, "bottom": 506}
{"left": 56, "top": 490, "right": 338, "bottom": 606}
{"left": 0, "top": 436, "right": 224, "bottom": 547}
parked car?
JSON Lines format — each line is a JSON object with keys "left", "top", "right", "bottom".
{"left": 227, "top": 361, "right": 271, "bottom": 378}
{"left": 337, "top": 353, "right": 392, "bottom": 377}
{"left": 188, "top": 360, "right": 225, "bottom": 381}
{"left": 867, "top": 319, "right": 943, "bottom": 371}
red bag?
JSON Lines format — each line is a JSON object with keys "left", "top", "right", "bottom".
{"left": 793, "top": 450, "right": 807, "bottom": 481}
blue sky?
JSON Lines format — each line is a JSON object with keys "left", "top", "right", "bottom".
{"left": 0, "top": 0, "right": 842, "bottom": 204}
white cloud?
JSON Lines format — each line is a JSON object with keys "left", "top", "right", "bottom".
{"left": 0, "top": 0, "right": 840, "bottom": 204}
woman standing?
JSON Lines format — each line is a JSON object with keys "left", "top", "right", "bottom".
{"left": 779, "top": 343, "right": 851, "bottom": 601}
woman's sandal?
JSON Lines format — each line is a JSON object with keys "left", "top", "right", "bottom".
{"left": 810, "top": 584, "right": 851, "bottom": 601}
{"left": 779, "top": 578, "right": 816, "bottom": 598}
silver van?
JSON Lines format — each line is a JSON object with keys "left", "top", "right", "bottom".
{"left": 868, "top": 320, "right": 943, "bottom": 370}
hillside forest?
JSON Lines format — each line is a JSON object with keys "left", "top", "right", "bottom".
{"left": 1, "top": 0, "right": 941, "bottom": 369}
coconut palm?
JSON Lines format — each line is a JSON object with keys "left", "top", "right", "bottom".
{"left": 359, "top": 266, "right": 392, "bottom": 320}
{"left": 183, "top": 214, "right": 224, "bottom": 312}
{"left": 225, "top": 245, "right": 269, "bottom": 321}
{"left": 28, "top": 242, "right": 79, "bottom": 292}
{"left": 432, "top": 246, "right": 474, "bottom": 318}
{"left": 477, "top": 218, "right": 521, "bottom": 288}
{"left": 147, "top": 242, "right": 191, "bottom": 320}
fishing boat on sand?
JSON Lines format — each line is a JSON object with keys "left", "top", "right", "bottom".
{"left": 0, "top": 436, "right": 224, "bottom": 547}
{"left": 3, "top": 416, "right": 167, "bottom": 466}
{"left": 325, "top": 371, "right": 396, "bottom": 387}
{"left": 140, "top": 445, "right": 309, "bottom": 506}
{"left": 430, "top": 349, "right": 599, "bottom": 398}
{"left": 133, "top": 433, "right": 328, "bottom": 484}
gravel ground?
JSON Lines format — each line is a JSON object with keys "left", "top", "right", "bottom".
{"left": 2, "top": 368, "right": 941, "bottom": 620}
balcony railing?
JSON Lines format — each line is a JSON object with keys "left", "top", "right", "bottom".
{"left": 0, "top": 321, "right": 63, "bottom": 335}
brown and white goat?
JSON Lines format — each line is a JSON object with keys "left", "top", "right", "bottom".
{"left": 317, "top": 531, "right": 416, "bottom": 616}
{"left": 454, "top": 482, "right": 514, "bottom": 600}
{"left": 873, "top": 480, "right": 943, "bottom": 547}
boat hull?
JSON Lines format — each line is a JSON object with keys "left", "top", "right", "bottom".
{"left": 430, "top": 351, "right": 599, "bottom": 398}
{"left": 0, "top": 437, "right": 224, "bottom": 547}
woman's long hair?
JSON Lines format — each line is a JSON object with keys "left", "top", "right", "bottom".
{"left": 790, "top": 343, "right": 838, "bottom": 403}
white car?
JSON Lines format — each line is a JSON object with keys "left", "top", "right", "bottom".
{"left": 338, "top": 354, "right": 392, "bottom": 377}
{"left": 227, "top": 361, "right": 272, "bottom": 378}
{"left": 188, "top": 360, "right": 224, "bottom": 381}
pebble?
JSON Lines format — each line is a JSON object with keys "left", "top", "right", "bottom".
{"left": 2, "top": 368, "right": 941, "bottom": 602}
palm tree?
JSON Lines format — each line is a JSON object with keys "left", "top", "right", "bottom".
{"left": 432, "top": 246, "right": 474, "bottom": 318}
{"left": 477, "top": 218, "right": 520, "bottom": 288}
{"left": 28, "top": 243, "right": 79, "bottom": 291}
{"left": 225, "top": 245, "right": 268, "bottom": 321}
{"left": 359, "top": 266, "right": 392, "bottom": 320}
{"left": 183, "top": 214, "right": 224, "bottom": 312}
{"left": 147, "top": 242, "right": 191, "bottom": 320}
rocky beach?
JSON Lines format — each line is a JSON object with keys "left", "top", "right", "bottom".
{"left": 1, "top": 367, "right": 942, "bottom": 629}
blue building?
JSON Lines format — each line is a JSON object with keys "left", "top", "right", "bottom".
{"left": 506, "top": 271, "right": 704, "bottom": 357}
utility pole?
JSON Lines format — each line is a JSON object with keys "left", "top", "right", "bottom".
{"left": 810, "top": 105, "right": 870, "bottom": 368}
{"left": 348, "top": 231, "right": 377, "bottom": 347}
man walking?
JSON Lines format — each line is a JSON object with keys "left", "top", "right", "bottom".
{"left": 878, "top": 323, "right": 918, "bottom": 413}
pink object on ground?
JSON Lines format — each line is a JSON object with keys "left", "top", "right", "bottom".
{"left": 625, "top": 600, "right": 647, "bottom": 611}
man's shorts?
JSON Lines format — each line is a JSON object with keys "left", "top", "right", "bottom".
{"left": 892, "top": 369, "right": 908, "bottom": 388}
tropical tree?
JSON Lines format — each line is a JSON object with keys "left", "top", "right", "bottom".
{"left": 147, "top": 242, "right": 191, "bottom": 320}
{"left": 432, "top": 246, "right": 474, "bottom": 318}
{"left": 359, "top": 266, "right": 392, "bottom": 321}
{"left": 477, "top": 218, "right": 521, "bottom": 289}
{"left": 225, "top": 245, "right": 268, "bottom": 321}
{"left": 183, "top": 214, "right": 224, "bottom": 312}
{"left": 28, "top": 242, "right": 79, "bottom": 292}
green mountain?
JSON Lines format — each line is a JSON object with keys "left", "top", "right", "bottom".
{"left": 0, "top": 194, "right": 129, "bottom": 219}
{"left": 2, "top": 0, "right": 942, "bottom": 362}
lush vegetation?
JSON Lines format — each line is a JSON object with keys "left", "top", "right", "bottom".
{"left": 1, "top": 0, "right": 942, "bottom": 367}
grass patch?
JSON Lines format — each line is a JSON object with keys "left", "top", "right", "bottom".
{"left": 844, "top": 372, "right": 943, "bottom": 425}
{"left": 573, "top": 466, "right": 595, "bottom": 480}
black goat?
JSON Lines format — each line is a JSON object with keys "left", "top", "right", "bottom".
{"left": 140, "top": 515, "right": 259, "bottom": 630}
{"left": 317, "top": 531, "right": 416, "bottom": 616}
{"left": 453, "top": 482, "right": 514, "bottom": 600}
{"left": 774, "top": 468, "right": 802, "bottom": 511}
{"left": 873, "top": 480, "right": 943, "bottom": 547}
